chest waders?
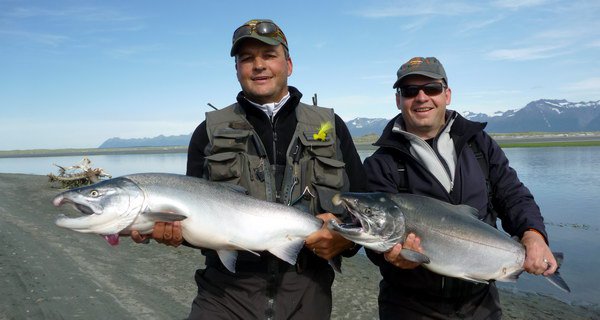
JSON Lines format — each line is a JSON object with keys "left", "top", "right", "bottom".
{"left": 204, "top": 102, "right": 348, "bottom": 320}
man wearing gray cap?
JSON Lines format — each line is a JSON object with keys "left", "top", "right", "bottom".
{"left": 133, "top": 19, "right": 366, "bottom": 319}
{"left": 362, "top": 57, "right": 558, "bottom": 319}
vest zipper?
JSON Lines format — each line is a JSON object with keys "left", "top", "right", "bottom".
{"left": 270, "top": 115, "right": 280, "bottom": 202}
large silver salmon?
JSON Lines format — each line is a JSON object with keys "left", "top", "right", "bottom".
{"left": 52, "top": 173, "right": 326, "bottom": 273}
{"left": 328, "top": 192, "right": 570, "bottom": 293}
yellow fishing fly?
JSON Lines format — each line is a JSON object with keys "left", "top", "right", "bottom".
{"left": 313, "top": 121, "right": 332, "bottom": 141}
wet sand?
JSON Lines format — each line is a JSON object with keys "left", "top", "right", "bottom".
{"left": 1, "top": 173, "right": 598, "bottom": 319}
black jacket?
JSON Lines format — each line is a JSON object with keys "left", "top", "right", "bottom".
{"left": 363, "top": 111, "right": 546, "bottom": 297}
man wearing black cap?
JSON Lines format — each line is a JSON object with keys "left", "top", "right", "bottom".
{"left": 363, "top": 57, "right": 558, "bottom": 319}
{"left": 133, "top": 19, "right": 366, "bottom": 319}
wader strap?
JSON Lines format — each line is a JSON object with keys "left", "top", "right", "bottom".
{"left": 396, "top": 160, "right": 408, "bottom": 193}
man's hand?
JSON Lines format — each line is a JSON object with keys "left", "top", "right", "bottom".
{"left": 383, "top": 233, "right": 423, "bottom": 269}
{"left": 305, "top": 213, "right": 354, "bottom": 260}
{"left": 131, "top": 221, "right": 183, "bottom": 247}
{"left": 521, "top": 230, "right": 556, "bottom": 276}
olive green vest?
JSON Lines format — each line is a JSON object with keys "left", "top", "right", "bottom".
{"left": 204, "top": 102, "right": 348, "bottom": 215}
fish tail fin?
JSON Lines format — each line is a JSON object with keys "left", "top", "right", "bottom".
{"left": 545, "top": 251, "right": 571, "bottom": 293}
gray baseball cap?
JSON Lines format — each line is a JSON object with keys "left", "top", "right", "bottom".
{"left": 393, "top": 57, "right": 447, "bottom": 88}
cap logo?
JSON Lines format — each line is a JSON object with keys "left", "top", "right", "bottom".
{"left": 408, "top": 58, "right": 423, "bottom": 66}
{"left": 393, "top": 56, "right": 447, "bottom": 88}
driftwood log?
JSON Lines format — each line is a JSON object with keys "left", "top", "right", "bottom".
{"left": 47, "top": 157, "right": 111, "bottom": 189}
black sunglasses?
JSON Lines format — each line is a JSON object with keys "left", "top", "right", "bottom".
{"left": 397, "top": 83, "right": 446, "bottom": 98}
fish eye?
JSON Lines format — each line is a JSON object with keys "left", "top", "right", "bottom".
{"left": 89, "top": 190, "right": 99, "bottom": 197}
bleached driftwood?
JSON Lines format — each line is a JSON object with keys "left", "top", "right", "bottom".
{"left": 48, "top": 157, "right": 111, "bottom": 189}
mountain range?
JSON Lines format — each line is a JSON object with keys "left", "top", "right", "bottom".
{"left": 99, "top": 99, "right": 600, "bottom": 148}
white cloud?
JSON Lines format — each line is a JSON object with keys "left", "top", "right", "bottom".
{"left": 486, "top": 44, "right": 567, "bottom": 61}
{"left": 588, "top": 39, "right": 600, "bottom": 48}
{"left": 351, "top": 1, "right": 479, "bottom": 18}
{"left": 562, "top": 77, "right": 600, "bottom": 93}
{"left": 4, "top": 6, "right": 140, "bottom": 23}
{"left": 458, "top": 16, "right": 504, "bottom": 34}
{"left": 106, "top": 44, "right": 162, "bottom": 59}
{"left": 0, "top": 30, "right": 70, "bottom": 47}
{"left": 491, "top": 0, "right": 548, "bottom": 9}
{"left": 399, "top": 18, "right": 430, "bottom": 32}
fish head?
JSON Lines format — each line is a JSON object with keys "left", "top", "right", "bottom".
{"left": 52, "top": 177, "right": 145, "bottom": 237}
{"left": 329, "top": 192, "right": 405, "bottom": 252}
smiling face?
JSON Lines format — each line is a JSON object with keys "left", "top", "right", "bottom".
{"left": 235, "top": 38, "right": 292, "bottom": 105}
{"left": 396, "top": 75, "right": 452, "bottom": 139}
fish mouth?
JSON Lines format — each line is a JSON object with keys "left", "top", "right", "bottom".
{"left": 53, "top": 195, "right": 96, "bottom": 215}
{"left": 53, "top": 195, "right": 117, "bottom": 235}
{"left": 331, "top": 194, "right": 364, "bottom": 233}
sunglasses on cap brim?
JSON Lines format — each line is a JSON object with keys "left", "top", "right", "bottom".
{"left": 232, "top": 21, "right": 287, "bottom": 48}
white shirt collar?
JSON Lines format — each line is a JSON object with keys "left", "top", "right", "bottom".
{"left": 245, "top": 93, "right": 291, "bottom": 118}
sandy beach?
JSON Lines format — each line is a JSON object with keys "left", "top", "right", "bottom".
{"left": 1, "top": 173, "right": 598, "bottom": 319}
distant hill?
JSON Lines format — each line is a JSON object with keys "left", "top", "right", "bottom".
{"left": 98, "top": 99, "right": 600, "bottom": 148}
{"left": 345, "top": 117, "right": 390, "bottom": 137}
{"left": 99, "top": 134, "right": 191, "bottom": 149}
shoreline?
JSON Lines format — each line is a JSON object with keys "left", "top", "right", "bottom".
{"left": 1, "top": 173, "right": 598, "bottom": 319}
{"left": 2, "top": 132, "right": 600, "bottom": 159}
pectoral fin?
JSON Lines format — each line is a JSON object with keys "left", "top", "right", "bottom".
{"left": 227, "top": 239, "right": 260, "bottom": 256}
{"left": 143, "top": 212, "right": 187, "bottom": 222}
{"left": 546, "top": 271, "right": 571, "bottom": 293}
{"left": 400, "top": 248, "right": 431, "bottom": 264}
{"left": 268, "top": 239, "right": 305, "bottom": 266}
{"left": 461, "top": 276, "right": 490, "bottom": 285}
{"left": 216, "top": 250, "right": 239, "bottom": 273}
{"left": 545, "top": 252, "right": 570, "bottom": 293}
{"left": 329, "top": 256, "right": 342, "bottom": 273}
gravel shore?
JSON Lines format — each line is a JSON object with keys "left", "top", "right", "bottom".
{"left": 1, "top": 173, "right": 598, "bottom": 319}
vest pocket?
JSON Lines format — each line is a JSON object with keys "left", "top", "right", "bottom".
{"left": 211, "top": 129, "right": 252, "bottom": 153}
{"left": 298, "top": 132, "right": 335, "bottom": 157}
{"left": 311, "top": 156, "right": 345, "bottom": 189}
{"left": 205, "top": 152, "right": 243, "bottom": 184}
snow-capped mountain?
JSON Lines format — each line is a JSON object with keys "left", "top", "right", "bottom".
{"left": 461, "top": 99, "right": 600, "bottom": 133}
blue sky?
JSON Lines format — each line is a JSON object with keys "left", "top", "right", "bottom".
{"left": 2, "top": 0, "right": 599, "bottom": 150}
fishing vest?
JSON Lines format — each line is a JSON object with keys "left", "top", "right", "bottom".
{"left": 204, "top": 102, "right": 349, "bottom": 215}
